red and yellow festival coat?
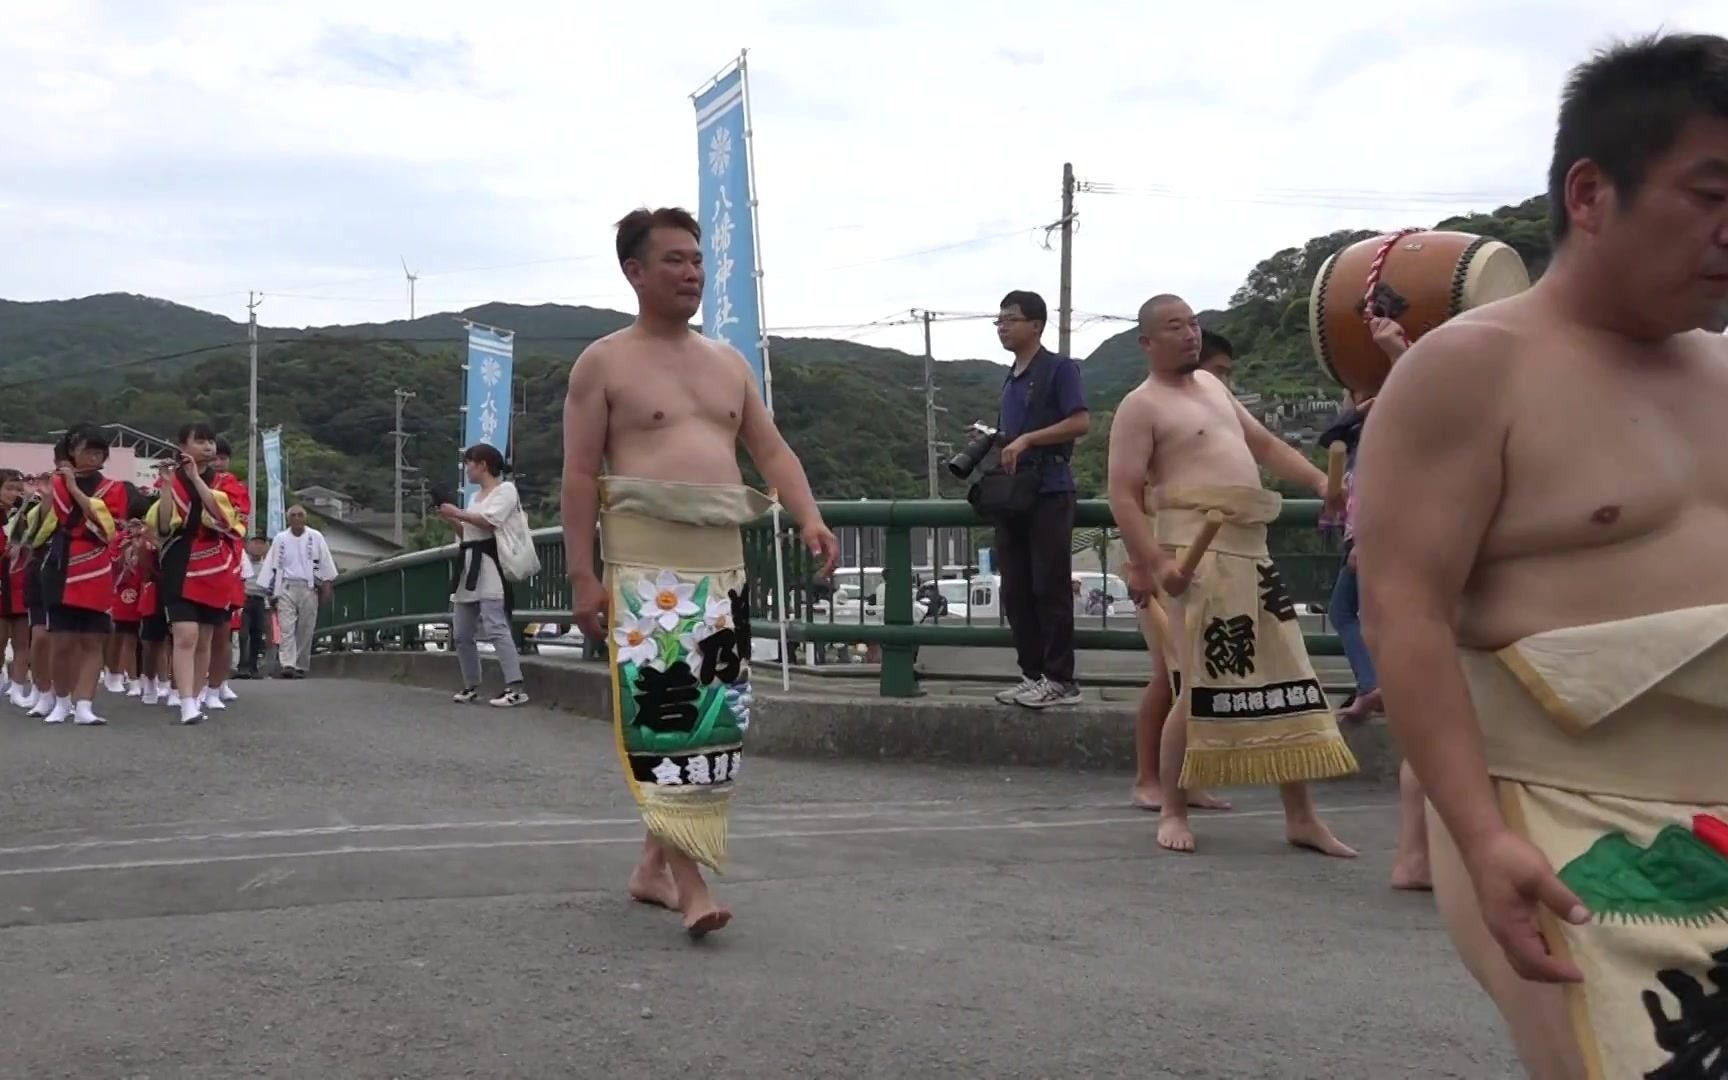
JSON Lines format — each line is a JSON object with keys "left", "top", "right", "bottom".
{"left": 214, "top": 471, "right": 250, "bottom": 612}
{"left": 40, "top": 473, "right": 128, "bottom": 613}
{"left": 153, "top": 468, "right": 242, "bottom": 610}
{"left": 4, "top": 498, "right": 44, "bottom": 618}
{"left": 0, "top": 499, "right": 27, "bottom": 618}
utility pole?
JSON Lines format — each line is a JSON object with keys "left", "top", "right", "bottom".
{"left": 391, "top": 388, "right": 416, "bottom": 544}
{"left": 916, "top": 309, "right": 944, "bottom": 571}
{"left": 1058, "top": 162, "right": 1075, "bottom": 357}
{"left": 247, "top": 291, "right": 262, "bottom": 536}
{"left": 922, "top": 310, "right": 938, "bottom": 500}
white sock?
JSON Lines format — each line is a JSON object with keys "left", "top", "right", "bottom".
{"left": 165, "top": 690, "right": 181, "bottom": 708}
{"left": 43, "top": 697, "right": 71, "bottom": 724}
{"left": 9, "top": 683, "right": 31, "bottom": 708}
{"left": 179, "top": 696, "right": 202, "bottom": 724}
{"left": 73, "top": 700, "right": 104, "bottom": 725}
{"left": 142, "top": 682, "right": 159, "bottom": 705}
{"left": 127, "top": 678, "right": 143, "bottom": 696}
{"left": 155, "top": 677, "right": 171, "bottom": 696}
{"left": 29, "top": 692, "right": 57, "bottom": 717}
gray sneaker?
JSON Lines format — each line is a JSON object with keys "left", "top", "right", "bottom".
{"left": 995, "top": 677, "right": 1039, "bottom": 705}
{"left": 1021, "top": 679, "right": 1083, "bottom": 709}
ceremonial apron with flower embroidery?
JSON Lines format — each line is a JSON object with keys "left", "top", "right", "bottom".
{"left": 598, "top": 476, "right": 772, "bottom": 872}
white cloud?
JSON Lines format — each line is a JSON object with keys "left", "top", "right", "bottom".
{"left": 0, "top": 0, "right": 1722, "bottom": 364}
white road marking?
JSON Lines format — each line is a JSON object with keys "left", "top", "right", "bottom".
{"left": 0, "top": 802, "right": 1397, "bottom": 878}
{"left": 0, "top": 800, "right": 993, "bottom": 857}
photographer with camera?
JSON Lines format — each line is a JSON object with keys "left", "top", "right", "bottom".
{"left": 959, "top": 290, "right": 1089, "bottom": 709}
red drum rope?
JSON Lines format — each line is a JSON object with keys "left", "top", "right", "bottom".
{"left": 1361, "top": 227, "right": 1422, "bottom": 347}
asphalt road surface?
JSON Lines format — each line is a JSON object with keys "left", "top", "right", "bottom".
{"left": 0, "top": 678, "right": 1517, "bottom": 1079}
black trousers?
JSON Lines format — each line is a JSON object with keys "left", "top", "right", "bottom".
{"left": 994, "top": 492, "right": 1077, "bottom": 685}
{"left": 238, "top": 595, "right": 270, "bottom": 673}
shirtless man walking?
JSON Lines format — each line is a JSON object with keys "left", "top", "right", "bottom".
{"left": 563, "top": 206, "right": 838, "bottom": 939}
{"left": 1356, "top": 33, "right": 1728, "bottom": 1077}
{"left": 1130, "top": 329, "right": 1235, "bottom": 813}
{"left": 1109, "top": 294, "right": 1356, "bottom": 856}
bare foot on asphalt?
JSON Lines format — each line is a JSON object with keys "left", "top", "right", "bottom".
{"left": 1286, "top": 818, "right": 1358, "bottom": 858}
{"left": 1389, "top": 857, "right": 1433, "bottom": 891}
{"left": 1157, "top": 817, "right": 1197, "bottom": 853}
{"left": 1134, "top": 786, "right": 1232, "bottom": 812}
{"left": 684, "top": 903, "right": 733, "bottom": 939}
{"left": 628, "top": 866, "right": 680, "bottom": 910}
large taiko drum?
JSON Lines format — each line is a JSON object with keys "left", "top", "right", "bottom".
{"left": 1308, "top": 230, "right": 1530, "bottom": 397}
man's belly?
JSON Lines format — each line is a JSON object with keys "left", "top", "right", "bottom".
{"left": 1153, "top": 455, "right": 1262, "bottom": 493}
{"left": 1458, "top": 531, "right": 1728, "bottom": 648}
{"left": 607, "top": 439, "right": 748, "bottom": 488}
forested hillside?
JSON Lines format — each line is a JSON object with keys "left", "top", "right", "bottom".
{"left": 0, "top": 195, "right": 1553, "bottom": 515}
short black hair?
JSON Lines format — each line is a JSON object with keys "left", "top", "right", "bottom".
{"left": 214, "top": 436, "right": 232, "bottom": 458}
{"left": 999, "top": 290, "right": 1048, "bottom": 326}
{"left": 1549, "top": 32, "right": 1728, "bottom": 242}
{"left": 462, "top": 443, "right": 507, "bottom": 478}
{"left": 1200, "top": 330, "right": 1234, "bottom": 361}
{"left": 615, "top": 207, "right": 701, "bottom": 267}
{"left": 63, "top": 422, "right": 110, "bottom": 462}
{"left": 50, "top": 434, "right": 71, "bottom": 466}
{"left": 125, "top": 484, "right": 154, "bottom": 521}
{"left": 176, "top": 421, "right": 217, "bottom": 446}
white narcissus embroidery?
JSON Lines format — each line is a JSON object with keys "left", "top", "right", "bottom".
{"left": 637, "top": 570, "right": 698, "bottom": 631}
{"left": 612, "top": 616, "right": 662, "bottom": 668}
{"left": 694, "top": 592, "right": 732, "bottom": 643}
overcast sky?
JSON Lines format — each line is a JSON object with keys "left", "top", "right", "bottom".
{"left": 2, "top": 0, "right": 1719, "bottom": 363}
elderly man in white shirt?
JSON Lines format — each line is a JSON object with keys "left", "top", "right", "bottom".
{"left": 258, "top": 505, "right": 338, "bottom": 678}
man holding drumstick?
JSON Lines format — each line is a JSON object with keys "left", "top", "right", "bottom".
{"left": 1108, "top": 294, "right": 1355, "bottom": 855}
{"left": 1129, "top": 330, "right": 1237, "bottom": 812}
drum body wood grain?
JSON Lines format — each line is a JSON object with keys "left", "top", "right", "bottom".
{"left": 1309, "top": 231, "right": 1531, "bottom": 397}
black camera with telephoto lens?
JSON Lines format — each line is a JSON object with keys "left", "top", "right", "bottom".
{"left": 946, "top": 422, "right": 999, "bottom": 480}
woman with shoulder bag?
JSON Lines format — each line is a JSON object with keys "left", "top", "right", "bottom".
{"left": 438, "top": 444, "right": 530, "bottom": 708}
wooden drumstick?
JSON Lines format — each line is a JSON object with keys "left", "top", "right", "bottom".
{"left": 1178, "top": 511, "right": 1224, "bottom": 578}
{"left": 1326, "top": 442, "right": 1347, "bottom": 504}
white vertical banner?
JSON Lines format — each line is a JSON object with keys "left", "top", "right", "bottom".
{"left": 262, "top": 426, "right": 286, "bottom": 537}
{"left": 692, "top": 50, "right": 789, "bottom": 688}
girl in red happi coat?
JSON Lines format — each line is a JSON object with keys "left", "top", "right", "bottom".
{"left": 0, "top": 469, "right": 29, "bottom": 703}
{"left": 151, "top": 422, "right": 242, "bottom": 725}
{"left": 37, "top": 424, "right": 130, "bottom": 726}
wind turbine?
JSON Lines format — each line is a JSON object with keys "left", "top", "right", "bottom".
{"left": 400, "top": 256, "right": 418, "bottom": 321}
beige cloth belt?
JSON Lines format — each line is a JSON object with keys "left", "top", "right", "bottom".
{"left": 1150, "top": 484, "right": 1280, "bottom": 559}
{"left": 598, "top": 476, "right": 774, "bottom": 572}
{"left": 1464, "top": 603, "right": 1728, "bottom": 805}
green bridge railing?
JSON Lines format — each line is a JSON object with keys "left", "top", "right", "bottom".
{"left": 316, "top": 499, "right": 1345, "bottom": 698}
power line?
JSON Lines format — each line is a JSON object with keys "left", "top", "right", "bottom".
{"left": 822, "top": 226, "right": 1042, "bottom": 270}
{"left": 1077, "top": 180, "right": 1529, "bottom": 212}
